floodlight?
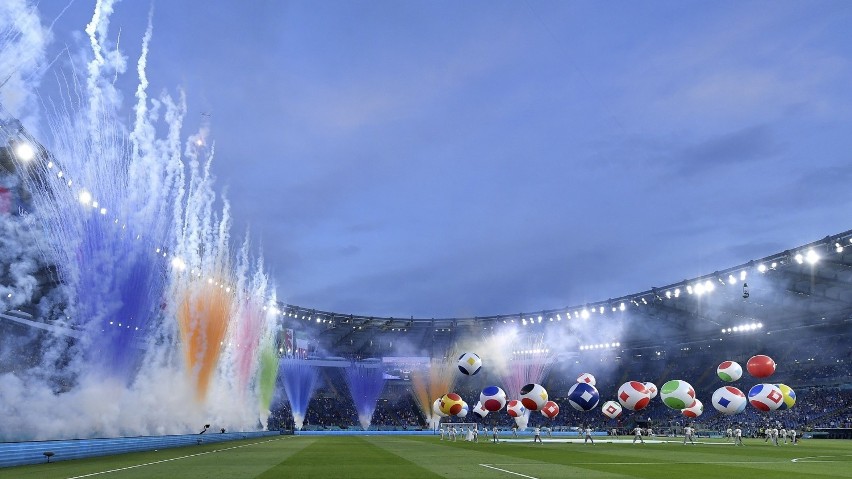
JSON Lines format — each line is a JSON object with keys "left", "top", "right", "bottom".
{"left": 806, "top": 249, "right": 819, "bottom": 264}
{"left": 78, "top": 190, "right": 92, "bottom": 205}
{"left": 728, "top": 274, "right": 736, "bottom": 284}
{"left": 14, "top": 142, "right": 35, "bottom": 161}
{"left": 758, "top": 263, "right": 767, "bottom": 273}
{"left": 794, "top": 253, "right": 804, "bottom": 264}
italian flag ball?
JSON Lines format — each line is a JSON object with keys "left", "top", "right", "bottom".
{"left": 661, "top": 379, "right": 696, "bottom": 410}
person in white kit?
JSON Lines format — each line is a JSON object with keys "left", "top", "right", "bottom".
{"left": 492, "top": 426, "right": 499, "bottom": 443}
{"left": 770, "top": 428, "right": 779, "bottom": 446}
{"left": 790, "top": 428, "right": 798, "bottom": 445}
{"left": 472, "top": 425, "right": 479, "bottom": 443}
{"left": 682, "top": 425, "right": 695, "bottom": 445}
{"left": 440, "top": 426, "right": 446, "bottom": 441}
{"left": 646, "top": 427, "right": 654, "bottom": 437}
{"left": 450, "top": 426, "right": 457, "bottom": 442}
{"left": 780, "top": 427, "right": 788, "bottom": 444}
{"left": 584, "top": 426, "right": 595, "bottom": 445}
{"left": 533, "top": 426, "right": 542, "bottom": 443}
{"left": 633, "top": 426, "right": 645, "bottom": 444}
{"left": 726, "top": 427, "right": 733, "bottom": 441}
{"left": 734, "top": 427, "right": 744, "bottom": 446}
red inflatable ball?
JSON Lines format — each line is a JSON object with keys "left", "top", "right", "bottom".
{"left": 747, "top": 354, "right": 776, "bottom": 378}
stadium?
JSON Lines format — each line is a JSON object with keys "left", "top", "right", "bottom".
{"left": 3, "top": 1, "right": 852, "bottom": 478}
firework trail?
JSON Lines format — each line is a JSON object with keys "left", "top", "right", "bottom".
{"left": 0, "top": 0, "right": 281, "bottom": 439}
{"left": 344, "top": 362, "right": 386, "bottom": 430}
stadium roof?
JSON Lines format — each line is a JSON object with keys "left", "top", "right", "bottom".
{"left": 280, "top": 229, "right": 852, "bottom": 354}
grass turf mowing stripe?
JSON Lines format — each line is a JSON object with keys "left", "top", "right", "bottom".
{"left": 397, "top": 435, "right": 852, "bottom": 478}
{"left": 1, "top": 436, "right": 311, "bottom": 479}
{"left": 256, "top": 436, "right": 443, "bottom": 479}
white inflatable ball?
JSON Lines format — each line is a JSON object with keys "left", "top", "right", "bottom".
{"left": 506, "top": 399, "right": 527, "bottom": 418}
{"left": 748, "top": 383, "right": 784, "bottom": 412}
{"left": 457, "top": 401, "right": 469, "bottom": 418}
{"left": 480, "top": 386, "right": 507, "bottom": 412}
{"left": 577, "top": 373, "right": 596, "bottom": 386}
{"left": 681, "top": 399, "right": 703, "bottom": 418}
{"left": 519, "top": 383, "right": 548, "bottom": 411}
{"left": 643, "top": 382, "right": 658, "bottom": 399}
{"left": 660, "top": 380, "right": 695, "bottom": 410}
{"left": 432, "top": 398, "right": 449, "bottom": 418}
{"left": 712, "top": 386, "right": 747, "bottom": 415}
{"left": 457, "top": 352, "right": 482, "bottom": 376}
{"left": 617, "top": 381, "right": 651, "bottom": 411}
{"left": 717, "top": 361, "right": 743, "bottom": 382}
{"left": 472, "top": 401, "right": 489, "bottom": 419}
{"left": 601, "top": 400, "right": 623, "bottom": 419}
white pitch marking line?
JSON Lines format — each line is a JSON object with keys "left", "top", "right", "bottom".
{"left": 66, "top": 437, "right": 287, "bottom": 479}
{"left": 792, "top": 454, "right": 852, "bottom": 463}
{"left": 480, "top": 463, "right": 541, "bottom": 479}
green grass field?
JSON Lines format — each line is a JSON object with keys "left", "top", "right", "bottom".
{"left": 5, "top": 435, "right": 852, "bottom": 479}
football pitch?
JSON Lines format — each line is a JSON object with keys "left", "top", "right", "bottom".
{"left": 5, "top": 435, "right": 852, "bottom": 479}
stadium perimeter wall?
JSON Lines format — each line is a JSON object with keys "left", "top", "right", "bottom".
{"left": 0, "top": 431, "right": 279, "bottom": 468}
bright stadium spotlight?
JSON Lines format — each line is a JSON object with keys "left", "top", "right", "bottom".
{"left": 170, "top": 256, "right": 187, "bottom": 271}
{"left": 728, "top": 274, "right": 737, "bottom": 284}
{"left": 581, "top": 309, "right": 589, "bottom": 319}
{"left": 794, "top": 253, "right": 804, "bottom": 264}
{"left": 14, "top": 142, "right": 36, "bottom": 161}
{"left": 694, "top": 283, "right": 705, "bottom": 295}
{"left": 674, "top": 288, "right": 681, "bottom": 297}
{"left": 836, "top": 242, "right": 844, "bottom": 253}
{"left": 619, "top": 302, "right": 625, "bottom": 312}
{"left": 758, "top": 263, "right": 767, "bottom": 273}
{"left": 704, "top": 280, "right": 714, "bottom": 292}
{"left": 686, "top": 285, "right": 693, "bottom": 295}
{"left": 78, "top": 189, "right": 92, "bottom": 206}
{"left": 665, "top": 290, "right": 672, "bottom": 298}
{"left": 740, "top": 270, "right": 747, "bottom": 281}
{"left": 806, "top": 249, "right": 819, "bottom": 264}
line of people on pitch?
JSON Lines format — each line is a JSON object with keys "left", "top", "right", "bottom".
{"left": 439, "top": 425, "right": 503, "bottom": 443}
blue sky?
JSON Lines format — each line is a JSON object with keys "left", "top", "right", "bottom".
{"left": 37, "top": 0, "right": 852, "bottom": 318}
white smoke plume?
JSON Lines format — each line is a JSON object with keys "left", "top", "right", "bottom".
{"left": 0, "top": 0, "right": 51, "bottom": 135}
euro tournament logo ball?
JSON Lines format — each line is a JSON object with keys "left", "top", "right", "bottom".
{"left": 456, "top": 401, "right": 469, "bottom": 418}
{"left": 567, "top": 382, "right": 600, "bottom": 411}
{"left": 644, "top": 382, "right": 658, "bottom": 399}
{"left": 457, "top": 352, "right": 482, "bottom": 376}
{"left": 506, "top": 400, "right": 526, "bottom": 417}
{"left": 748, "top": 383, "right": 784, "bottom": 411}
{"left": 541, "top": 401, "right": 560, "bottom": 419}
{"left": 479, "top": 386, "right": 507, "bottom": 412}
{"left": 519, "top": 383, "right": 548, "bottom": 411}
{"left": 711, "top": 386, "right": 747, "bottom": 415}
{"left": 681, "top": 399, "right": 703, "bottom": 418}
{"left": 577, "top": 373, "right": 596, "bottom": 386}
{"left": 660, "top": 379, "right": 696, "bottom": 410}
{"left": 717, "top": 360, "right": 743, "bottom": 382}
{"left": 776, "top": 384, "right": 796, "bottom": 410}
{"left": 746, "top": 355, "right": 776, "bottom": 379}
{"left": 432, "top": 398, "right": 449, "bottom": 417}
{"left": 439, "top": 393, "right": 465, "bottom": 416}
{"left": 617, "top": 381, "right": 651, "bottom": 411}
{"left": 601, "top": 400, "right": 623, "bottom": 419}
